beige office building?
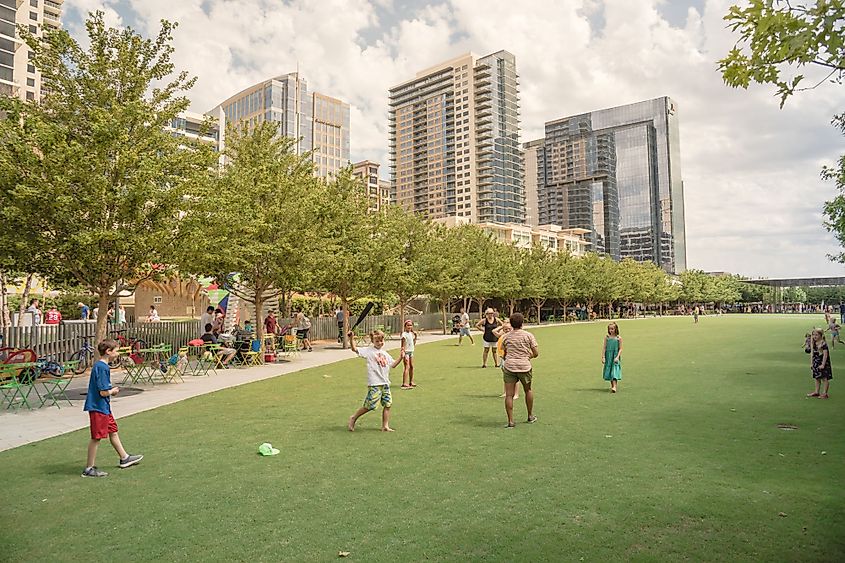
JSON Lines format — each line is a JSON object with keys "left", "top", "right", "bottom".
{"left": 388, "top": 51, "right": 523, "bottom": 224}
{"left": 352, "top": 160, "right": 390, "bottom": 213}
{"left": 210, "top": 72, "right": 350, "bottom": 177}
{"left": 1, "top": 0, "right": 64, "bottom": 101}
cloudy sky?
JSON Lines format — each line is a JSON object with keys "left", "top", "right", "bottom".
{"left": 62, "top": 0, "right": 843, "bottom": 278}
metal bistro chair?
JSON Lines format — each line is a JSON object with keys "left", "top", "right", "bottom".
{"left": 241, "top": 340, "right": 263, "bottom": 367}
{"left": 282, "top": 334, "right": 299, "bottom": 359}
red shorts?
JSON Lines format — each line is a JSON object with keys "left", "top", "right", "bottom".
{"left": 89, "top": 412, "right": 118, "bottom": 439}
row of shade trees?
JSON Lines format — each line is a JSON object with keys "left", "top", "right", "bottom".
{"left": 0, "top": 12, "right": 757, "bottom": 350}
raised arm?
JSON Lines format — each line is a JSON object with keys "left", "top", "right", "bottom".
{"left": 347, "top": 331, "right": 358, "bottom": 354}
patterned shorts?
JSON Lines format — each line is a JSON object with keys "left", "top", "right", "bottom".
{"left": 363, "top": 385, "right": 392, "bottom": 411}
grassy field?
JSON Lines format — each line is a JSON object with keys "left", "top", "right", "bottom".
{"left": 1, "top": 314, "right": 843, "bottom": 562}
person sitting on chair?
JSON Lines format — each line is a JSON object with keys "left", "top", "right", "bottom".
{"left": 201, "top": 323, "right": 236, "bottom": 367}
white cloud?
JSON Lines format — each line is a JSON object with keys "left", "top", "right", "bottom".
{"left": 62, "top": 0, "right": 844, "bottom": 277}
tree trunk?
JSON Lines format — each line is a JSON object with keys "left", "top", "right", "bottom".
{"left": 475, "top": 297, "right": 485, "bottom": 318}
{"left": 254, "top": 290, "right": 265, "bottom": 345}
{"left": 95, "top": 290, "right": 111, "bottom": 360}
{"left": 0, "top": 272, "right": 6, "bottom": 328}
{"left": 561, "top": 300, "right": 569, "bottom": 322}
{"left": 440, "top": 295, "right": 449, "bottom": 335}
{"left": 507, "top": 298, "right": 516, "bottom": 316}
{"left": 19, "top": 273, "right": 33, "bottom": 314}
{"left": 341, "top": 295, "right": 349, "bottom": 349}
{"left": 398, "top": 296, "right": 408, "bottom": 331}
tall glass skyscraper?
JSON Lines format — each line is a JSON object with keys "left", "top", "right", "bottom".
{"left": 210, "top": 73, "right": 350, "bottom": 177}
{"left": 388, "top": 50, "right": 524, "bottom": 223}
{"left": 527, "top": 97, "right": 686, "bottom": 273}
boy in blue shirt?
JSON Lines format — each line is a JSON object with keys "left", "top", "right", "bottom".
{"left": 82, "top": 339, "right": 143, "bottom": 477}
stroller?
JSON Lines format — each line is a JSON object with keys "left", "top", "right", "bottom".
{"left": 450, "top": 314, "right": 462, "bottom": 335}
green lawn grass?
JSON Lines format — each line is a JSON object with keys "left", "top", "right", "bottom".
{"left": 2, "top": 315, "right": 844, "bottom": 562}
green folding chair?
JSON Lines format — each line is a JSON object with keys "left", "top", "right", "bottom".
{"left": 0, "top": 364, "right": 35, "bottom": 412}
{"left": 35, "top": 360, "right": 79, "bottom": 409}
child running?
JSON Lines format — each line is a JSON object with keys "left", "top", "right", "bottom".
{"left": 828, "top": 318, "right": 843, "bottom": 348}
{"left": 347, "top": 330, "right": 403, "bottom": 432}
{"left": 82, "top": 339, "right": 143, "bottom": 477}
{"left": 602, "top": 322, "right": 623, "bottom": 393}
{"left": 807, "top": 328, "right": 832, "bottom": 399}
{"left": 400, "top": 320, "right": 418, "bottom": 389}
{"left": 494, "top": 321, "right": 518, "bottom": 400}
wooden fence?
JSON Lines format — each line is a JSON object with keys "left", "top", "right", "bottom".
{"left": 0, "top": 320, "right": 201, "bottom": 361}
{"left": 0, "top": 314, "right": 448, "bottom": 360}
{"left": 279, "top": 313, "right": 445, "bottom": 341}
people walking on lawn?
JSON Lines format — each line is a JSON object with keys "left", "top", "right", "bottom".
{"left": 693, "top": 305, "right": 699, "bottom": 323}
{"left": 457, "top": 307, "right": 474, "bottom": 345}
{"left": 82, "top": 339, "right": 143, "bottom": 477}
{"left": 399, "top": 319, "right": 418, "bottom": 389}
{"left": 500, "top": 312, "right": 538, "bottom": 428}
{"left": 602, "top": 322, "right": 623, "bottom": 393}
{"left": 494, "top": 321, "right": 518, "bottom": 401}
{"left": 347, "top": 329, "right": 402, "bottom": 432}
{"left": 476, "top": 308, "right": 502, "bottom": 368}
{"left": 807, "top": 328, "right": 832, "bottom": 399}
{"left": 827, "top": 317, "right": 843, "bottom": 348}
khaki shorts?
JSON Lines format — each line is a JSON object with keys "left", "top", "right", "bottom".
{"left": 502, "top": 367, "right": 532, "bottom": 390}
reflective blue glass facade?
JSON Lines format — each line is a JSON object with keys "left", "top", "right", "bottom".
{"left": 532, "top": 97, "right": 686, "bottom": 273}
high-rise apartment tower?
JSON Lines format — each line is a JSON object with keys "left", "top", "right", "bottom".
{"left": 1, "top": 0, "right": 64, "bottom": 102}
{"left": 388, "top": 51, "right": 524, "bottom": 223}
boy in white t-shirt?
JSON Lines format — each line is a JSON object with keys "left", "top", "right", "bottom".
{"left": 347, "top": 329, "right": 402, "bottom": 432}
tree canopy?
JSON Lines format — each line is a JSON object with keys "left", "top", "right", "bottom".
{"left": 0, "top": 12, "right": 215, "bottom": 345}
{"left": 718, "top": 0, "right": 845, "bottom": 262}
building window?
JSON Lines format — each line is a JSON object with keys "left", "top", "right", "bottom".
{"left": 27, "top": 64, "right": 35, "bottom": 73}
{"left": 153, "top": 296, "right": 163, "bottom": 304}
{"left": 26, "top": 78, "right": 34, "bottom": 87}
{"left": 30, "top": 11, "right": 37, "bottom": 20}
{"left": 29, "top": 25, "right": 37, "bottom": 33}
{"left": 30, "top": 0, "right": 38, "bottom": 6}
{"left": 26, "top": 91, "right": 35, "bottom": 101}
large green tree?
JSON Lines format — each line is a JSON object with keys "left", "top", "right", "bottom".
{"left": 182, "top": 122, "right": 319, "bottom": 343}
{"left": 0, "top": 13, "right": 215, "bottom": 345}
{"left": 718, "top": 0, "right": 845, "bottom": 259}
{"left": 310, "top": 169, "right": 376, "bottom": 347}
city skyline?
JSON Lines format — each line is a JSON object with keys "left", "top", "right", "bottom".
{"left": 62, "top": 0, "right": 843, "bottom": 278}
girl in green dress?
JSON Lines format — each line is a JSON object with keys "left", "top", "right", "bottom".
{"left": 602, "top": 322, "right": 623, "bottom": 393}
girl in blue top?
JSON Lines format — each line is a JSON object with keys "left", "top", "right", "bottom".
{"left": 602, "top": 322, "right": 623, "bottom": 393}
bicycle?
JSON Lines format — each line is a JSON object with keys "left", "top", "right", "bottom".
{"left": 110, "top": 329, "right": 147, "bottom": 355}
{"left": 68, "top": 335, "right": 96, "bottom": 375}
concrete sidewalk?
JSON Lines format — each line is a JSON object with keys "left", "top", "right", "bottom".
{"left": 0, "top": 334, "right": 455, "bottom": 453}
